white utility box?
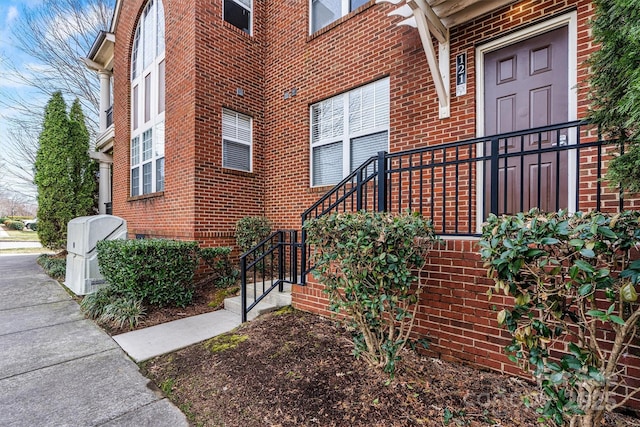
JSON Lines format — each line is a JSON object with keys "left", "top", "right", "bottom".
{"left": 65, "top": 215, "right": 127, "bottom": 295}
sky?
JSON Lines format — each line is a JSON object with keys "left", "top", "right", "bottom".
{"left": 0, "top": 0, "right": 111, "bottom": 200}
{"left": 0, "top": 0, "right": 48, "bottom": 199}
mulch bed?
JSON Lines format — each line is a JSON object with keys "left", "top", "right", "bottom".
{"left": 141, "top": 309, "right": 640, "bottom": 427}
{"left": 98, "top": 278, "right": 238, "bottom": 336}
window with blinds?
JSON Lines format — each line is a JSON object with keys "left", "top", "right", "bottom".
{"left": 222, "top": 109, "right": 252, "bottom": 172}
{"left": 310, "top": 78, "right": 389, "bottom": 186}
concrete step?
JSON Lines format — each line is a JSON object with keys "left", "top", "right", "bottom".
{"left": 224, "top": 281, "right": 292, "bottom": 321}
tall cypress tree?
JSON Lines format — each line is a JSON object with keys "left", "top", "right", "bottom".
{"left": 588, "top": 0, "right": 640, "bottom": 192}
{"left": 35, "top": 92, "right": 96, "bottom": 250}
{"left": 68, "top": 99, "right": 97, "bottom": 217}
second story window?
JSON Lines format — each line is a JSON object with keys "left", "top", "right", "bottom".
{"left": 311, "top": 0, "right": 369, "bottom": 33}
{"left": 224, "top": 0, "right": 252, "bottom": 35}
{"left": 130, "top": 0, "right": 165, "bottom": 197}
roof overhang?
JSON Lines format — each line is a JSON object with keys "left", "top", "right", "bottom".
{"left": 84, "top": 31, "right": 115, "bottom": 71}
{"left": 377, "top": 0, "right": 518, "bottom": 118}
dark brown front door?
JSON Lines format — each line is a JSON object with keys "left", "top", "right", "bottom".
{"left": 484, "top": 26, "right": 569, "bottom": 215}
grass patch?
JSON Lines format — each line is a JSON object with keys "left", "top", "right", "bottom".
{"left": 160, "top": 377, "right": 176, "bottom": 397}
{"left": 204, "top": 333, "right": 248, "bottom": 353}
{"left": 0, "top": 248, "right": 53, "bottom": 255}
{"left": 273, "top": 305, "right": 295, "bottom": 316}
{"left": 207, "top": 286, "right": 239, "bottom": 308}
{"left": 1, "top": 228, "right": 41, "bottom": 242}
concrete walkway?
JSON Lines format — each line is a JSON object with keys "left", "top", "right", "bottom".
{"left": 114, "top": 310, "right": 241, "bottom": 362}
{"left": 0, "top": 255, "right": 188, "bottom": 427}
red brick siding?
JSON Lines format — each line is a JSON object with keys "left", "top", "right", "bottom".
{"left": 112, "top": 0, "right": 265, "bottom": 247}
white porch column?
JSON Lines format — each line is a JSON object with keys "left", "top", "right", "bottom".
{"left": 98, "top": 71, "right": 111, "bottom": 132}
{"left": 90, "top": 152, "right": 113, "bottom": 214}
{"left": 98, "top": 161, "right": 112, "bottom": 214}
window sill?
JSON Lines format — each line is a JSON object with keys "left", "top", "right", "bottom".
{"left": 308, "top": 1, "right": 375, "bottom": 41}
{"left": 127, "top": 191, "right": 164, "bottom": 202}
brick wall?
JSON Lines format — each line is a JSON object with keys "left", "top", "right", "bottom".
{"left": 112, "top": 0, "right": 199, "bottom": 241}
{"left": 112, "top": 0, "right": 266, "bottom": 247}
{"left": 262, "top": 0, "right": 601, "bottom": 232}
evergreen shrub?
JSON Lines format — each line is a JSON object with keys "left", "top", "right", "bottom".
{"left": 97, "top": 239, "right": 198, "bottom": 307}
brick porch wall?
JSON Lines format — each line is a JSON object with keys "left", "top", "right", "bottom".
{"left": 292, "top": 238, "right": 640, "bottom": 409}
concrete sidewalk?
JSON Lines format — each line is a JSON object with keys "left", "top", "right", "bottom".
{"left": 0, "top": 255, "right": 188, "bottom": 427}
{"left": 114, "top": 309, "right": 241, "bottom": 362}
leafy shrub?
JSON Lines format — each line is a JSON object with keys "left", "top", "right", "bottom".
{"left": 304, "top": 211, "right": 440, "bottom": 376}
{"left": 80, "top": 286, "right": 145, "bottom": 329}
{"left": 37, "top": 254, "right": 66, "bottom": 280}
{"left": 98, "top": 296, "right": 146, "bottom": 329}
{"left": 7, "top": 220, "right": 24, "bottom": 231}
{"left": 480, "top": 209, "right": 640, "bottom": 426}
{"left": 0, "top": 217, "right": 8, "bottom": 224}
{"left": 80, "top": 286, "right": 119, "bottom": 319}
{"left": 235, "top": 216, "right": 271, "bottom": 252}
{"left": 199, "top": 246, "right": 239, "bottom": 288}
{"left": 97, "top": 239, "right": 198, "bottom": 307}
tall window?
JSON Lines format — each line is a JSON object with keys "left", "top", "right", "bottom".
{"left": 131, "top": 0, "right": 165, "bottom": 196}
{"left": 222, "top": 109, "right": 253, "bottom": 172}
{"left": 224, "top": 0, "right": 252, "bottom": 35}
{"left": 311, "top": 78, "right": 389, "bottom": 186}
{"left": 311, "top": 0, "right": 368, "bottom": 33}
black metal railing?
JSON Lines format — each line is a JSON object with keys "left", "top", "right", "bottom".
{"left": 106, "top": 105, "right": 114, "bottom": 128}
{"left": 300, "top": 120, "right": 621, "bottom": 283}
{"left": 239, "top": 120, "right": 622, "bottom": 314}
{"left": 239, "top": 230, "right": 299, "bottom": 322}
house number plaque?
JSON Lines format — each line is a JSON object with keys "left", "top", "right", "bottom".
{"left": 456, "top": 53, "right": 467, "bottom": 96}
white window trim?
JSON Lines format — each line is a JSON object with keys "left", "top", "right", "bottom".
{"left": 309, "top": 78, "right": 390, "bottom": 187}
{"left": 224, "top": 0, "right": 253, "bottom": 36}
{"left": 222, "top": 109, "right": 253, "bottom": 173}
{"left": 130, "top": 0, "right": 165, "bottom": 197}
{"left": 309, "top": 0, "right": 360, "bottom": 35}
{"left": 474, "top": 11, "right": 578, "bottom": 233}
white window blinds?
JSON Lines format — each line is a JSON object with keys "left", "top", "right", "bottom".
{"left": 222, "top": 109, "right": 252, "bottom": 172}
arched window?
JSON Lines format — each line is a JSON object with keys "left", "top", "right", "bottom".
{"left": 130, "top": 0, "right": 165, "bottom": 196}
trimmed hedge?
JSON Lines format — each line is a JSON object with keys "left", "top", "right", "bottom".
{"left": 97, "top": 239, "right": 198, "bottom": 307}
{"left": 7, "top": 220, "right": 24, "bottom": 231}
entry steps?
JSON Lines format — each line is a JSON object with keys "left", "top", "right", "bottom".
{"left": 224, "top": 281, "right": 292, "bottom": 321}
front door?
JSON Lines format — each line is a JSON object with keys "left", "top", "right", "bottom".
{"left": 484, "top": 26, "right": 569, "bottom": 215}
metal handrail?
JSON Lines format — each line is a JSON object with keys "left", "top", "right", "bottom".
{"left": 239, "top": 230, "right": 298, "bottom": 322}
{"left": 300, "top": 120, "right": 621, "bottom": 283}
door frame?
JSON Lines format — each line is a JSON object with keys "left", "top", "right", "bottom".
{"left": 474, "top": 11, "right": 578, "bottom": 232}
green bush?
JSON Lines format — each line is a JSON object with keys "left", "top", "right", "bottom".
{"left": 235, "top": 216, "right": 271, "bottom": 252}
{"left": 480, "top": 209, "right": 640, "bottom": 426}
{"left": 7, "top": 220, "right": 24, "bottom": 231}
{"left": 37, "top": 254, "right": 66, "bottom": 280}
{"left": 304, "top": 211, "right": 440, "bottom": 376}
{"left": 97, "top": 239, "right": 198, "bottom": 307}
{"left": 199, "top": 246, "right": 239, "bottom": 288}
{"left": 0, "top": 217, "right": 8, "bottom": 224}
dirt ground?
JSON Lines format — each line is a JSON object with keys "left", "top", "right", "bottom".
{"left": 141, "top": 309, "right": 640, "bottom": 427}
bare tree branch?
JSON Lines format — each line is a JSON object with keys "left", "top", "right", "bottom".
{"left": 0, "top": 0, "right": 113, "bottom": 192}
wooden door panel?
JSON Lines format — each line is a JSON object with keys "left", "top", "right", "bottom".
{"left": 484, "top": 26, "right": 569, "bottom": 215}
